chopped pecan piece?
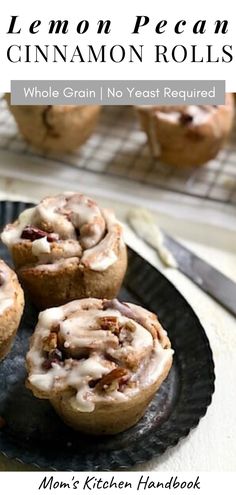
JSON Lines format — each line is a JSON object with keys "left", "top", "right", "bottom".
{"left": 42, "top": 332, "right": 57, "bottom": 352}
{"left": 125, "top": 355, "right": 140, "bottom": 371}
{"left": 96, "top": 367, "right": 129, "bottom": 392}
{"left": 124, "top": 320, "right": 136, "bottom": 332}
{"left": 21, "top": 226, "right": 59, "bottom": 242}
{"left": 98, "top": 316, "right": 120, "bottom": 334}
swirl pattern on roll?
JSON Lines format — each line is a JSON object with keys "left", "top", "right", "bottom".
{"left": 26, "top": 298, "right": 173, "bottom": 413}
{"left": 1, "top": 192, "right": 124, "bottom": 272}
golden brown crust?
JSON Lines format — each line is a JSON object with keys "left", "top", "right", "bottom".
{"left": 136, "top": 94, "right": 234, "bottom": 167}
{"left": 11, "top": 240, "right": 79, "bottom": 269}
{"left": 11, "top": 242, "right": 38, "bottom": 269}
{"left": 17, "top": 243, "right": 127, "bottom": 309}
{"left": 2, "top": 193, "right": 127, "bottom": 309}
{"left": 5, "top": 94, "right": 100, "bottom": 153}
{"left": 26, "top": 297, "right": 173, "bottom": 434}
{"left": 0, "top": 262, "right": 24, "bottom": 361}
{"left": 50, "top": 356, "right": 172, "bottom": 434}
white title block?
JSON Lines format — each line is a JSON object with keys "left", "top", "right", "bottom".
{"left": 0, "top": 0, "right": 235, "bottom": 91}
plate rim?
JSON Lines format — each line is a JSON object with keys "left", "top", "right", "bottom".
{"left": 0, "top": 200, "right": 215, "bottom": 471}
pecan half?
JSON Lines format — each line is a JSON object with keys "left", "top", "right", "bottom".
{"left": 96, "top": 367, "right": 129, "bottom": 392}
{"left": 98, "top": 316, "right": 120, "bottom": 334}
{"left": 42, "top": 332, "right": 57, "bottom": 352}
{"left": 21, "top": 226, "right": 59, "bottom": 242}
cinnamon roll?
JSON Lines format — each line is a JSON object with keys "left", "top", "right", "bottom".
{"left": 1, "top": 193, "right": 127, "bottom": 309}
{"left": 26, "top": 298, "right": 173, "bottom": 434}
{"left": 5, "top": 94, "right": 100, "bottom": 154}
{"left": 0, "top": 260, "right": 24, "bottom": 361}
{"left": 136, "top": 95, "right": 234, "bottom": 167}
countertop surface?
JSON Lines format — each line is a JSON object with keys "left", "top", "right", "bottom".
{"left": 0, "top": 151, "right": 235, "bottom": 472}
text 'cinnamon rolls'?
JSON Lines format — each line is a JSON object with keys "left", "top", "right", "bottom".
{"left": 1, "top": 193, "right": 127, "bottom": 309}
{"left": 26, "top": 298, "right": 173, "bottom": 434}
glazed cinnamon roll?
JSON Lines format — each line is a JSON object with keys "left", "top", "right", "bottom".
{"left": 1, "top": 193, "right": 127, "bottom": 309}
{"left": 136, "top": 95, "right": 234, "bottom": 167}
{"left": 5, "top": 94, "right": 100, "bottom": 154}
{"left": 26, "top": 298, "right": 173, "bottom": 434}
{"left": 0, "top": 260, "right": 24, "bottom": 360}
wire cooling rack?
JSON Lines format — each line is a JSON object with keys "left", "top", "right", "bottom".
{"left": 0, "top": 96, "right": 236, "bottom": 205}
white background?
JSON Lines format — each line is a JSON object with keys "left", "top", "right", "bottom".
{"left": 0, "top": 0, "right": 236, "bottom": 481}
{"left": 0, "top": 0, "right": 236, "bottom": 91}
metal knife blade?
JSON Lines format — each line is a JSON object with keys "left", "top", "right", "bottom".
{"left": 163, "top": 233, "right": 236, "bottom": 317}
{"left": 126, "top": 207, "right": 236, "bottom": 317}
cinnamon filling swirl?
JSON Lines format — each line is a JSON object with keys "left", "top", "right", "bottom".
{"left": 1, "top": 192, "right": 124, "bottom": 272}
{"left": 26, "top": 298, "right": 173, "bottom": 413}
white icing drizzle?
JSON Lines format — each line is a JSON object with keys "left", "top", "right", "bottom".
{"left": 138, "top": 104, "right": 218, "bottom": 126}
{"left": 39, "top": 306, "right": 65, "bottom": 327}
{"left": 155, "top": 106, "right": 213, "bottom": 125}
{"left": 27, "top": 298, "right": 173, "bottom": 413}
{"left": 137, "top": 104, "right": 229, "bottom": 145}
{"left": 32, "top": 237, "right": 51, "bottom": 256}
{"left": 0, "top": 260, "right": 16, "bottom": 314}
{"left": 1, "top": 207, "right": 35, "bottom": 246}
{"left": 1, "top": 193, "right": 124, "bottom": 272}
{"left": 81, "top": 209, "right": 121, "bottom": 271}
{"left": 184, "top": 106, "right": 212, "bottom": 125}
{"left": 156, "top": 111, "right": 180, "bottom": 124}
{"left": 35, "top": 193, "right": 106, "bottom": 248}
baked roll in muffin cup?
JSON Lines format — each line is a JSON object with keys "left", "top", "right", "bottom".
{"left": 26, "top": 298, "right": 173, "bottom": 435}
{"left": 136, "top": 95, "right": 234, "bottom": 167}
{"left": 0, "top": 260, "right": 24, "bottom": 361}
{"left": 5, "top": 94, "right": 100, "bottom": 154}
{"left": 1, "top": 193, "right": 127, "bottom": 309}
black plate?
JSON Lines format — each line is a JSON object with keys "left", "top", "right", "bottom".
{"left": 0, "top": 201, "right": 215, "bottom": 471}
